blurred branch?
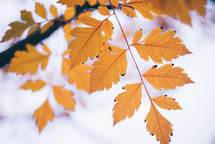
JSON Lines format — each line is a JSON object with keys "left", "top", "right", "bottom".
{"left": 0, "top": 2, "right": 112, "bottom": 68}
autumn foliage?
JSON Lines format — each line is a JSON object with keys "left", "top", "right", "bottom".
{"left": 0, "top": 0, "right": 206, "bottom": 143}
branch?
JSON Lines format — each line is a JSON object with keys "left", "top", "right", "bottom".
{"left": 0, "top": 2, "right": 111, "bottom": 68}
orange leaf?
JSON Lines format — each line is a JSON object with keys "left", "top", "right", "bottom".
{"left": 125, "top": 0, "right": 162, "bottom": 20}
{"left": 62, "top": 60, "right": 92, "bottom": 93}
{"left": 1, "top": 10, "right": 35, "bottom": 42}
{"left": 90, "top": 46, "right": 127, "bottom": 93}
{"left": 57, "top": 0, "right": 85, "bottom": 7}
{"left": 33, "top": 100, "right": 54, "bottom": 133}
{"left": 110, "top": 0, "right": 119, "bottom": 7}
{"left": 68, "top": 16, "right": 109, "bottom": 68}
{"left": 50, "top": 5, "right": 58, "bottom": 18}
{"left": 35, "top": 2, "right": 47, "bottom": 19}
{"left": 86, "top": 0, "right": 97, "bottom": 6}
{"left": 41, "top": 44, "right": 51, "bottom": 55}
{"left": 102, "top": 19, "right": 114, "bottom": 39}
{"left": 40, "top": 21, "right": 54, "bottom": 34}
{"left": 121, "top": 6, "right": 137, "bottom": 17}
{"left": 131, "top": 27, "right": 191, "bottom": 63}
{"left": 53, "top": 86, "right": 76, "bottom": 111}
{"left": 152, "top": 95, "right": 182, "bottom": 110}
{"left": 143, "top": 64, "right": 194, "bottom": 90}
{"left": 113, "top": 83, "right": 142, "bottom": 126}
{"left": 64, "top": 7, "right": 76, "bottom": 21}
{"left": 7, "top": 44, "right": 50, "bottom": 75}
{"left": 98, "top": 6, "right": 110, "bottom": 16}
{"left": 147, "top": 0, "right": 206, "bottom": 25}
{"left": 75, "top": 10, "right": 93, "bottom": 25}
{"left": 20, "top": 80, "right": 46, "bottom": 92}
{"left": 145, "top": 103, "right": 173, "bottom": 144}
{"left": 63, "top": 23, "right": 73, "bottom": 42}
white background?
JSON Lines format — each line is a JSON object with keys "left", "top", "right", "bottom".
{"left": 0, "top": 0, "right": 215, "bottom": 144}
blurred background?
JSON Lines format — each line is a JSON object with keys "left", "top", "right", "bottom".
{"left": 0, "top": 0, "right": 215, "bottom": 144}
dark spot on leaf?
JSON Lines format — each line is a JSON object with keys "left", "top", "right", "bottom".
{"left": 140, "top": 102, "right": 141, "bottom": 105}
{"left": 174, "top": 98, "right": 176, "bottom": 101}
{"left": 160, "top": 26, "right": 163, "bottom": 30}
{"left": 171, "top": 64, "right": 174, "bottom": 66}
{"left": 169, "top": 109, "right": 171, "bottom": 110}
{"left": 108, "top": 47, "right": 112, "bottom": 51}
{"left": 103, "top": 42, "right": 105, "bottom": 45}
{"left": 131, "top": 16, "right": 134, "bottom": 17}
{"left": 114, "top": 99, "right": 116, "bottom": 102}
{"left": 169, "top": 140, "right": 171, "bottom": 142}
{"left": 82, "top": 62, "right": 84, "bottom": 64}
{"left": 140, "top": 28, "right": 142, "bottom": 31}
{"left": 157, "top": 139, "right": 159, "bottom": 141}
{"left": 153, "top": 65, "right": 157, "bottom": 68}
{"left": 151, "top": 134, "right": 154, "bottom": 136}
{"left": 121, "top": 73, "right": 125, "bottom": 76}
{"left": 171, "top": 133, "right": 173, "bottom": 136}
{"left": 96, "top": 55, "right": 99, "bottom": 58}
{"left": 144, "top": 120, "right": 147, "bottom": 122}
{"left": 174, "top": 30, "right": 176, "bottom": 33}
{"left": 112, "top": 27, "right": 114, "bottom": 30}
{"left": 122, "top": 87, "right": 124, "bottom": 89}
{"left": 165, "top": 95, "right": 167, "bottom": 97}
{"left": 118, "top": 79, "right": 120, "bottom": 81}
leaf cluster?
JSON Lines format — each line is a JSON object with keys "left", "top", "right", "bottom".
{"left": 0, "top": 0, "right": 206, "bottom": 143}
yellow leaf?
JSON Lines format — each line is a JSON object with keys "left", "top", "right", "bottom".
{"left": 102, "top": 19, "right": 114, "bottom": 39}
{"left": 113, "top": 83, "right": 142, "bottom": 126}
{"left": 40, "top": 21, "right": 54, "bottom": 34}
{"left": 75, "top": 11, "right": 93, "bottom": 25}
{"left": 35, "top": 2, "right": 47, "bottom": 19}
{"left": 63, "top": 23, "right": 73, "bottom": 42}
{"left": 68, "top": 16, "right": 108, "bottom": 68}
{"left": 132, "top": 29, "right": 142, "bottom": 44}
{"left": 110, "top": 0, "right": 119, "bottom": 7}
{"left": 53, "top": 86, "right": 76, "bottom": 111}
{"left": 33, "top": 100, "right": 54, "bottom": 133}
{"left": 90, "top": 46, "right": 127, "bottom": 93}
{"left": 57, "top": 0, "right": 85, "bottom": 7}
{"left": 50, "top": 5, "right": 58, "bottom": 18}
{"left": 121, "top": 6, "right": 137, "bottom": 17}
{"left": 145, "top": 103, "right": 173, "bottom": 144}
{"left": 42, "top": 44, "right": 51, "bottom": 55}
{"left": 1, "top": 10, "right": 35, "bottom": 42}
{"left": 126, "top": 0, "right": 162, "bottom": 20}
{"left": 98, "top": 6, "right": 110, "bottom": 16}
{"left": 131, "top": 27, "right": 191, "bottom": 63}
{"left": 142, "top": 64, "right": 194, "bottom": 90}
{"left": 152, "top": 95, "right": 182, "bottom": 110}
{"left": 7, "top": 44, "right": 50, "bottom": 75}
{"left": 64, "top": 7, "right": 76, "bottom": 21}
{"left": 28, "top": 24, "right": 40, "bottom": 36}
{"left": 20, "top": 80, "right": 46, "bottom": 92}
{"left": 62, "top": 60, "right": 91, "bottom": 92}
